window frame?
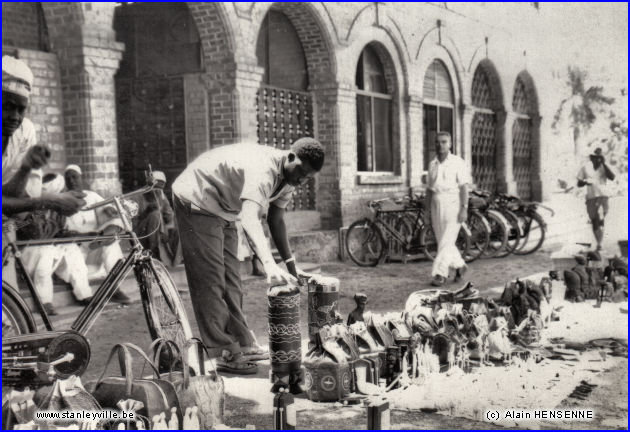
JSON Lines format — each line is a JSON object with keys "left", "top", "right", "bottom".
{"left": 356, "top": 88, "right": 394, "bottom": 174}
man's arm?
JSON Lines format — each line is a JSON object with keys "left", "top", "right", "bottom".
{"left": 240, "top": 200, "right": 296, "bottom": 284}
{"left": 2, "top": 166, "right": 31, "bottom": 198}
{"left": 458, "top": 184, "right": 469, "bottom": 223}
{"left": 267, "top": 204, "right": 297, "bottom": 277}
{"left": 2, "top": 192, "right": 86, "bottom": 217}
{"left": 602, "top": 162, "right": 616, "bottom": 181}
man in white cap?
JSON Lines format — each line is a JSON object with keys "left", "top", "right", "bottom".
{"left": 63, "top": 164, "right": 131, "bottom": 304}
{"left": 20, "top": 174, "right": 94, "bottom": 315}
{"left": 577, "top": 147, "right": 616, "bottom": 252}
{"left": 2, "top": 55, "right": 85, "bottom": 287}
{"left": 132, "top": 170, "right": 177, "bottom": 264}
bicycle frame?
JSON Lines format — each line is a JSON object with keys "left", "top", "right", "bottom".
{"left": 3, "top": 185, "right": 156, "bottom": 335}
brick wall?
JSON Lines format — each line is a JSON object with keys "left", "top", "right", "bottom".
{"left": 17, "top": 49, "right": 66, "bottom": 172}
{"left": 2, "top": 2, "right": 48, "bottom": 52}
{"left": 2, "top": 48, "right": 66, "bottom": 172}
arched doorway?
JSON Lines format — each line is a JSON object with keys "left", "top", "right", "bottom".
{"left": 470, "top": 63, "right": 502, "bottom": 193}
{"left": 512, "top": 74, "right": 538, "bottom": 200}
{"left": 255, "top": 8, "right": 317, "bottom": 211}
{"left": 422, "top": 59, "right": 456, "bottom": 168}
{"left": 114, "top": 2, "right": 203, "bottom": 193}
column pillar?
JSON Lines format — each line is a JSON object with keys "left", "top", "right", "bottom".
{"left": 461, "top": 104, "right": 475, "bottom": 172}
{"left": 51, "top": 27, "right": 124, "bottom": 196}
{"left": 310, "top": 81, "right": 354, "bottom": 229}
{"left": 496, "top": 110, "right": 518, "bottom": 195}
{"left": 530, "top": 114, "right": 544, "bottom": 201}
{"left": 406, "top": 95, "right": 424, "bottom": 189}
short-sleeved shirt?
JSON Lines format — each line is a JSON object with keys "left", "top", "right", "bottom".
{"left": 2, "top": 118, "right": 37, "bottom": 186}
{"left": 427, "top": 153, "right": 471, "bottom": 195}
{"left": 577, "top": 163, "right": 610, "bottom": 200}
{"left": 172, "top": 143, "right": 294, "bottom": 221}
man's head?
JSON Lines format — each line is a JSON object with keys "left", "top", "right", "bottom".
{"left": 589, "top": 147, "right": 604, "bottom": 169}
{"left": 64, "top": 164, "right": 83, "bottom": 191}
{"left": 284, "top": 137, "right": 325, "bottom": 186}
{"left": 2, "top": 56, "right": 33, "bottom": 138}
{"left": 435, "top": 131, "right": 452, "bottom": 159}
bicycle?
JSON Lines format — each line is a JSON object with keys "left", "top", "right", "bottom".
{"left": 2, "top": 177, "right": 193, "bottom": 353}
{"left": 345, "top": 196, "right": 471, "bottom": 267}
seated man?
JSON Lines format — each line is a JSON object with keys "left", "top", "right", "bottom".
{"left": 133, "top": 170, "right": 179, "bottom": 265}
{"left": 63, "top": 164, "right": 131, "bottom": 304}
{"left": 21, "top": 174, "right": 93, "bottom": 315}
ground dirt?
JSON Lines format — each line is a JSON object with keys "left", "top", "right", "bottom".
{"left": 76, "top": 251, "right": 627, "bottom": 429}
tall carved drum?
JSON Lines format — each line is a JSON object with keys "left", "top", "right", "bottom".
{"left": 268, "top": 283, "right": 302, "bottom": 394}
{"left": 307, "top": 276, "right": 340, "bottom": 346}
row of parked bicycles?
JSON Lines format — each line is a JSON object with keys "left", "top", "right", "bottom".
{"left": 345, "top": 189, "right": 554, "bottom": 267}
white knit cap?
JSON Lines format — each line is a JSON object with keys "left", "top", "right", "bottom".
{"left": 153, "top": 171, "right": 167, "bottom": 183}
{"left": 64, "top": 164, "right": 83, "bottom": 175}
{"left": 2, "top": 56, "right": 34, "bottom": 99}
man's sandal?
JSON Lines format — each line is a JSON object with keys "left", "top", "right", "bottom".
{"left": 241, "top": 345, "right": 269, "bottom": 362}
{"left": 215, "top": 351, "right": 258, "bottom": 375}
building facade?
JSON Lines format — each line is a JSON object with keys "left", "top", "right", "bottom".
{"left": 2, "top": 2, "right": 550, "bottom": 231}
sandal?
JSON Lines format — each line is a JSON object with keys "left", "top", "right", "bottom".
{"left": 242, "top": 344, "right": 269, "bottom": 362}
{"left": 215, "top": 351, "right": 258, "bottom": 375}
{"left": 216, "top": 360, "right": 258, "bottom": 375}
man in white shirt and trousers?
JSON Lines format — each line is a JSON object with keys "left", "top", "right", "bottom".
{"left": 425, "top": 132, "right": 470, "bottom": 287}
{"left": 577, "top": 147, "right": 616, "bottom": 252}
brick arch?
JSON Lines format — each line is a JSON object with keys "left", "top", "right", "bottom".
{"left": 2, "top": 2, "right": 50, "bottom": 52}
{"left": 251, "top": 2, "right": 336, "bottom": 85}
{"left": 512, "top": 70, "right": 539, "bottom": 116}
{"left": 416, "top": 44, "right": 463, "bottom": 104}
{"left": 40, "top": 3, "right": 84, "bottom": 41}
{"left": 511, "top": 70, "right": 541, "bottom": 200}
{"left": 187, "top": 2, "right": 236, "bottom": 66}
{"left": 470, "top": 58, "right": 505, "bottom": 111}
{"left": 470, "top": 59, "right": 506, "bottom": 193}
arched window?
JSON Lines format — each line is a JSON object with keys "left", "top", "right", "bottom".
{"left": 356, "top": 45, "right": 393, "bottom": 172}
{"left": 256, "top": 10, "right": 308, "bottom": 91}
{"left": 423, "top": 60, "right": 455, "bottom": 169}
{"left": 512, "top": 76, "right": 534, "bottom": 199}
{"left": 471, "top": 66, "right": 499, "bottom": 193}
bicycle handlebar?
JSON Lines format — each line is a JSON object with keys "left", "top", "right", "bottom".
{"left": 81, "top": 182, "right": 157, "bottom": 211}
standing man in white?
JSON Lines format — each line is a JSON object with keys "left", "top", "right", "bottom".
{"left": 577, "top": 147, "right": 616, "bottom": 252}
{"left": 424, "top": 132, "right": 470, "bottom": 287}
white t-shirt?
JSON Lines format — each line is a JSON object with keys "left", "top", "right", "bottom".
{"left": 577, "top": 163, "right": 610, "bottom": 200}
{"left": 172, "top": 143, "right": 294, "bottom": 221}
{"left": 427, "top": 153, "right": 472, "bottom": 195}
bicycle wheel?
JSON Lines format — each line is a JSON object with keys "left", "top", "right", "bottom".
{"left": 346, "top": 219, "right": 386, "bottom": 267}
{"left": 482, "top": 210, "right": 509, "bottom": 258}
{"left": 136, "top": 258, "right": 193, "bottom": 349}
{"left": 495, "top": 209, "right": 521, "bottom": 258}
{"left": 514, "top": 210, "right": 546, "bottom": 255}
{"left": 2, "top": 282, "right": 36, "bottom": 337}
{"left": 465, "top": 211, "right": 490, "bottom": 262}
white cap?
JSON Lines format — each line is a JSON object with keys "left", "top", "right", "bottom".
{"left": 153, "top": 171, "right": 166, "bottom": 183}
{"left": 2, "top": 56, "right": 34, "bottom": 99}
{"left": 64, "top": 164, "right": 83, "bottom": 175}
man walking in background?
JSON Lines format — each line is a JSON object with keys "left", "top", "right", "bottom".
{"left": 425, "top": 132, "right": 470, "bottom": 287}
{"left": 577, "top": 147, "right": 616, "bottom": 252}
